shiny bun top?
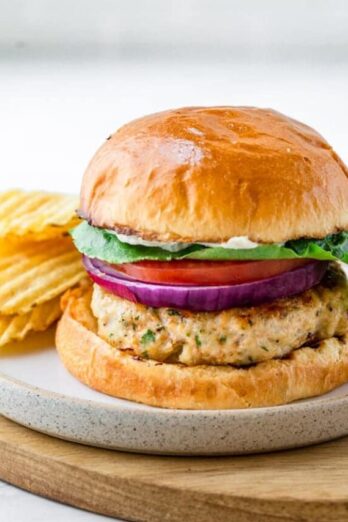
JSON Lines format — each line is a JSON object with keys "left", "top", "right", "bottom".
{"left": 80, "top": 106, "right": 348, "bottom": 243}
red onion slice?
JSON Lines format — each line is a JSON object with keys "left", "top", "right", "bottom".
{"left": 83, "top": 256, "right": 328, "bottom": 312}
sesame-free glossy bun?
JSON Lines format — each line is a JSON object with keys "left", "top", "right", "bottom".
{"left": 80, "top": 107, "right": 348, "bottom": 243}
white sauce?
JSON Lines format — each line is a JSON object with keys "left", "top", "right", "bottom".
{"left": 114, "top": 232, "right": 190, "bottom": 252}
{"left": 202, "top": 237, "right": 259, "bottom": 250}
{"left": 112, "top": 231, "right": 260, "bottom": 251}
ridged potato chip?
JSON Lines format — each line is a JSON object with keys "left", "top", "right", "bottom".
{"left": 0, "top": 189, "right": 80, "bottom": 240}
{"left": 0, "top": 237, "right": 85, "bottom": 315}
{"left": 0, "top": 296, "right": 61, "bottom": 347}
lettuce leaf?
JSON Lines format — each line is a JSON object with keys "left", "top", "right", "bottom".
{"left": 71, "top": 221, "right": 348, "bottom": 265}
{"left": 71, "top": 221, "right": 202, "bottom": 263}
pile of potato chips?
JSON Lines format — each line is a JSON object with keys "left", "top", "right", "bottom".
{"left": 0, "top": 189, "right": 86, "bottom": 346}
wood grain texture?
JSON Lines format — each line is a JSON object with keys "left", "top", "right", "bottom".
{"left": 1, "top": 415, "right": 348, "bottom": 522}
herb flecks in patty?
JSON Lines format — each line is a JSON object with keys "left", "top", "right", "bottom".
{"left": 141, "top": 329, "right": 156, "bottom": 346}
{"left": 167, "top": 308, "right": 182, "bottom": 317}
{"left": 195, "top": 334, "right": 202, "bottom": 348}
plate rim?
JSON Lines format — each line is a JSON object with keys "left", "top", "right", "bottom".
{"left": 1, "top": 368, "right": 348, "bottom": 418}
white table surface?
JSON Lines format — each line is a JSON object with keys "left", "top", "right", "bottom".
{"left": 0, "top": 480, "right": 114, "bottom": 521}
{"left": 0, "top": 56, "right": 347, "bottom": 521}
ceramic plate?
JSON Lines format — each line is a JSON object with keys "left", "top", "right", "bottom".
{"left": 1, "top": 326, "right": 348, "bottom": 455}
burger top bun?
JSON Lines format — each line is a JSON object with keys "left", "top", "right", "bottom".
{"left": 80, "top": 106, "right": 348, "bottom": 244}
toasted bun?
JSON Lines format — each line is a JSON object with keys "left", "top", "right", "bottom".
{"left": 56, "top": 285, "right": 348, "bottom": 409}
{"left": 80, "top": 106, "right": 348, "bottom": 243}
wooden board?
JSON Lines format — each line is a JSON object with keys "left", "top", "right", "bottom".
{"left": 1, "top": 415, "right": 348, "bottom": 522}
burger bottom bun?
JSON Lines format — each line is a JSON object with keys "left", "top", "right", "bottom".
{"left": 56, "top": 285, "right": 348, "bottom": 409}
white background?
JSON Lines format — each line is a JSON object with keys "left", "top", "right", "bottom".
{"left": 1, "top": 1, "right": 347, "bottom": 520}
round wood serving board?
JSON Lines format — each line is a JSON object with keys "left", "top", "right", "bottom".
{"left": 1, "top": 416, "right": 348, "bottom": 522}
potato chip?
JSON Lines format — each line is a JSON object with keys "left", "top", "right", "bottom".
{"left": 0, "top": 237, "right": 86, "bottom": 315}
{"left": 0, "top": 296, "right": 61, "bottom": 347}
{"left": 0, "top": 189, "right": 80, "bottom": 240}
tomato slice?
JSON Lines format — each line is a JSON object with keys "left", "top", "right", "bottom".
{"left": 112, "top": 259, "right": 311, "bottom": 286}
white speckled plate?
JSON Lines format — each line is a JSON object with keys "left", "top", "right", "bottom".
{"left": 1, "top": 327, "right": 348, "bottom": 455}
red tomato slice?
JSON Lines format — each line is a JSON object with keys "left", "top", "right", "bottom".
{"left": 112, "top": 259, "right": 311, "bottom": 286}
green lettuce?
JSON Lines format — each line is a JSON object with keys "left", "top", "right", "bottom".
{"left": 71, "top": 221, "right": 348, "bottom": 265}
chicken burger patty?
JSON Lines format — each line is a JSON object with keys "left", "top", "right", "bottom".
{"left": 91, "top": 264, "right": 348, "bottom": 367}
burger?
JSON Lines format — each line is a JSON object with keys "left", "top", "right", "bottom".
{"left": 56, "top": 106, "right": 348, "bottom": 409}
